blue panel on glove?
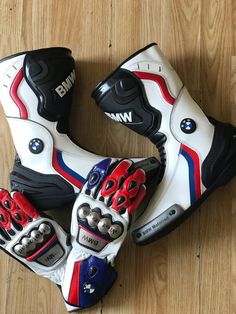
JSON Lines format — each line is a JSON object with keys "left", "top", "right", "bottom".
{"left": 79, "top": 256, "right": 117, "bottom": 308}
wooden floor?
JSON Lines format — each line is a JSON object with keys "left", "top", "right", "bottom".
{"left": 0, "top": 0, "right": 235, "bottom": 313}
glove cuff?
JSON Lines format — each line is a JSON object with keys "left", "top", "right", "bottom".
{"left": 63, "top": 255, "right": 117, "bottom": 309}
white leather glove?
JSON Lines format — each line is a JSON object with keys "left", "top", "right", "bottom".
{"left": 62, "top": 158, "right": 150, "bottom": 310}
{"left": 0, "top": 189, "right": 74, "bottom": 310}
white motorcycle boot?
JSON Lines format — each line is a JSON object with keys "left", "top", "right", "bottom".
{"left": 0, "top": 47, "right": 159, "bottom": 211}
{"left": 0, "top": 47, "right": 159, "bottom": 210}
{"left": 92, "top": 43, "right": 236, "bottom": 244}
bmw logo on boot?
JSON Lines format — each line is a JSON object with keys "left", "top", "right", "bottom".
{"left": 29, "top": 138, "right": 44, "bottom": 154}
{"left": 180, "top": 118, "right": 196, "bottom": 134}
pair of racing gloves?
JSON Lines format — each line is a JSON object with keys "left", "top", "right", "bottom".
{"left": 0, "top": 44, "right": 163, "bottom": 312}
{"left": 0, "top": 160, "right": 159, "bottom": 312}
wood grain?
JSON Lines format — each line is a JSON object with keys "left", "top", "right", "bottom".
{"left": 200, "top": 1, "right": 232, "bottom": 314}
{"left": 0, "top": 0, "right": 235, "bottom": 313}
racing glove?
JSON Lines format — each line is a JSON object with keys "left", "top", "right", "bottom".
{"left": 62, "top": 157, "right": 159, "bottom": 310}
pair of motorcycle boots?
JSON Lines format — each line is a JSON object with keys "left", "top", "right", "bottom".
{"left": 1, "top": 43, "right": 235, "bottom": 244}
{"left": 0, "top": 43, "right": 235, "bottom": 310}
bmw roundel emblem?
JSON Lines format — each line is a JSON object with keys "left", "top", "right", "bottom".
{"left": 29, "top": 138, "right": 44, "bottom": 154}
{"left": 83, "top": 282, "right": 96, "bottom": 294}
{"left": 180, "top": 118, "right": 196, "bottom": 134}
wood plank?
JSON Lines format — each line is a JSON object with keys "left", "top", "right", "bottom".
{"left": 231, "top": 56, "right": 236, "bottom": 314}
{"left": 200, "top": 1, "right": 232, "bottom": 313}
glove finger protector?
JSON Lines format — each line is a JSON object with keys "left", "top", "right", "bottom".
{"left": 62, "top": 157, "right": 158, "bottom": 310}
